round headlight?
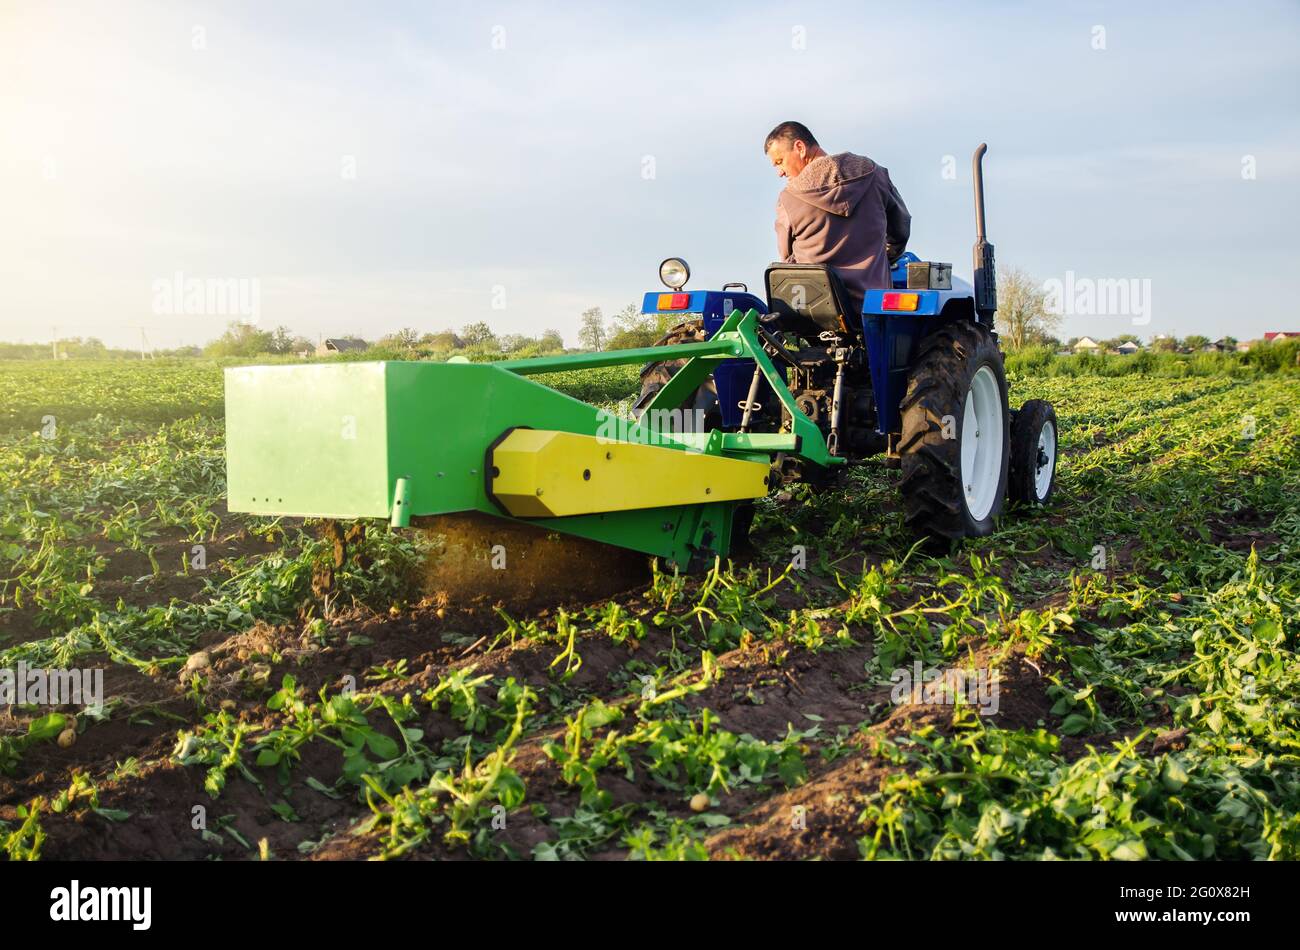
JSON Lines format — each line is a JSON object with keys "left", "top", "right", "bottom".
{"left": 659, "top": 257, "right": 690, "bottom": 290}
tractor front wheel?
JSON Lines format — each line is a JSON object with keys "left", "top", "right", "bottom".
{"left": 1009, "top": 399, "right": 1058, "bottom": 506}
{"left": 898, "top": 320, "right": 1010, "bottom": 540}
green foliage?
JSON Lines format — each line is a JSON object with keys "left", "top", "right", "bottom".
{"left": 1005, "top": 342, "right": 1296, "bottom": 379}
{"left": 203, "top": 322, "right": 310, "bottom": 358}
{"left": 4, "top": 345, "right": 1299, "bottom": 864}
{"left": 605, "top": 303, "right": 678, "bottom": 350}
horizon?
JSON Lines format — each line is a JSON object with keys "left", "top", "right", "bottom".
{"left": 6, "top": 319, "right": 1286, "bottom": 356}
{"left": 2, "top": 1, "right": 1298, "bottom": 350}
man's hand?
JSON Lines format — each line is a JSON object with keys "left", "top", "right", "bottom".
{"left": 885, "top": 181, "right": 911, "bottom": 265}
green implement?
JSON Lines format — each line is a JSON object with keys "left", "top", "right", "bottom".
{"left": 224, "top": 309, "right": 836, "bottom": 570}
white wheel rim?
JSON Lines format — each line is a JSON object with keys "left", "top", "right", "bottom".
{"left": 1034, "top": 420, "right": 1056, "bottom": 499}
{"left": 960, "top": 365, "right": 1003, "bottom": 522}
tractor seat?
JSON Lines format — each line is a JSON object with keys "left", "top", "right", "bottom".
{"left": 764, "top": 263, "right": 859, "bottom": 337}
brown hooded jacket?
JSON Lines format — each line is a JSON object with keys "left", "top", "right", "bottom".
{"left": 775, "top": 152, "right": 911, "bottom": 311}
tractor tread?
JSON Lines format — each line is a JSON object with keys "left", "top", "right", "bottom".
{"left": 1008, "top": 398, "right": 1058, "bottom": 506}
{"left": 897, "top": 320, "right": 1010, "bottom": 543}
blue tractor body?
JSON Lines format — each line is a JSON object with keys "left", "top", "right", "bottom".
{"left": 639, "top": 252, "right": 981, "bottom": 440}
{"left": 640, "top": 289, "right": 771, "bottom": 429}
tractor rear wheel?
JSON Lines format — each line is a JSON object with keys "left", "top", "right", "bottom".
{"left": 898, "top": 320, "right": 1010, "bottom": 540}
{"left": 631, "top": 319, "right": 722, "bottom": 433}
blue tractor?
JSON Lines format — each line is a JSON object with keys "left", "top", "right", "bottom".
{"left": 631, "top": 144, "right": 1059, "bottom": 543}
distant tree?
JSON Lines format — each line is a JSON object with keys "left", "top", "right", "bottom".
{"left": 204, "top": 321, "right": 276, "bottom": 357}
{"left": 607, "top": 302, "right": 671, "bottom": 350}
{"left": 460, "top": 322, "right": 496, "bottom": 347}
{"left": 577, "top": 307, "right": 606, "bottom": 351}
{"left": 1221, "top": 335, "right": 1238, "bottom": 349}
{"left": 499, "top": 333, "right": 537, "bottom": 353}
{"left": 1183, "top": 334, "right": 1211, "bottom": 351}
{"left": 372, "top": 328, "right": 420, "bottom": 353}
{"left": 999, "top": 267, "right": 1061, "bottom": 351}
{"left": 73, "top": 337, "right": 108, "bottom": 357}
{"left": 539, "top": 329, "right": 565, "bottom": 351}
{"left": 609, "top": 303, "right": 644, "bottom": 334}
{"left": 606, "top": 329, "right": 652, "bottom": 350}
{"left": 266, "top": 325, "right": 310, "bottom": 354}
{"left": 1150, "top": 335, "right": 1178, "bottom": 353}
{"left": 422, "top": 330, "right": 463, "bottom": 351}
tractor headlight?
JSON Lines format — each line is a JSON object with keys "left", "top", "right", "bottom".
{"left": 659, "top": 257, "right": 690, "bottom": 290}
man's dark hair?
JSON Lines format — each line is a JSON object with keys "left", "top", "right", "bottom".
{"left": 764, "top": 121, "right": 818, "bottom": 153}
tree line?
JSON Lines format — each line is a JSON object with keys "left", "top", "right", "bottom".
{"left": 0, "top": 302, "right": 682, "bottom": 361}
{"left": 3, "top": 270, "right": 1270, "bottom": 361}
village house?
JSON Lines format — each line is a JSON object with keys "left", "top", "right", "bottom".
{"left": 316, "top": 338, "right": 368, "bottom": 356}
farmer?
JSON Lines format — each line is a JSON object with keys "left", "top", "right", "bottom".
{"left": 764, "top": 121, "right": 911, "bottom": 312}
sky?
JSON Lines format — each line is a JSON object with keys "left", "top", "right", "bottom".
{"left": 1, "top": 0, "right": 1298, "bottom": 350}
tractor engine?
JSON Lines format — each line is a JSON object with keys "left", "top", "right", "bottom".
{"left": 782, "top": 343, "right": 884, "bottom": 459}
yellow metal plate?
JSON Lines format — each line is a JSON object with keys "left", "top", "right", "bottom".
{"left": 490, "top": 429, "right": 770, "bottom": 518}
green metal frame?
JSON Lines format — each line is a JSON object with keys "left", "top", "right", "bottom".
{"left": 224, "top": 309, "right": 837, "bottom": 569}
{"left": 499, "top": 308, "right": 839, "bottom": 469}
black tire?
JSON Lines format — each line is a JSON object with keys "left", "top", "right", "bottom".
{"left": 631, "top": 319, "right": 722, "bottom": 432}
{"left": 1008, "top": 399, "right": 1058, "bottom": 506}
{"left": 729, "top": 500, "right": 757, "bottom": 555}
{"left": 898, "top": 320, "right": 1010, "bottom": 540}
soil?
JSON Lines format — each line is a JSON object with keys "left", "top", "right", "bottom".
{"left": 1, "top": 559, "right": 1066, "bottom": 862}
{"left": 1, "top": 492, "right": 1276, "bottom": 861}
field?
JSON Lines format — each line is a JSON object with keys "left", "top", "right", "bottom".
{"left": 2, "top": 357, "right": 1299, "bottom": 861}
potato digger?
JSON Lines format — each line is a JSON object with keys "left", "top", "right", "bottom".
{"left": 224, "top": 145, "right": 1058, "bottom": 604}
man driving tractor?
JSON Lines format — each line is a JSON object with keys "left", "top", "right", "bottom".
{"left": 764, "top": 121, "right": 911, "bottom": 313}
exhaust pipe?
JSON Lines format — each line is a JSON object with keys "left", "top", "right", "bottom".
{"left": 971, "top": 143, "right": 997, "bottom": 324}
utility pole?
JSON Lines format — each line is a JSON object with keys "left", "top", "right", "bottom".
{"left": 126, "top": 326, "right": 153, "bottom": 360}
